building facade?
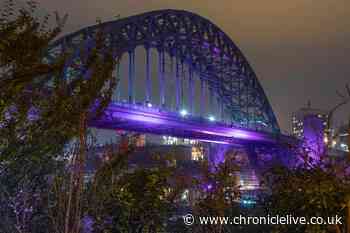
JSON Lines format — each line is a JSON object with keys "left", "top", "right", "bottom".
{"left": 292, "top": 103, "right": 328, "bottom": 157}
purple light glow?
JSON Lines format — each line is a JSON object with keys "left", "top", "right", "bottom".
{"left": 213, "top": 47, "right": 220, "bottom": 54}
{"left": 199, "top": 139, "right": 231, "bottom": 145}
{"left": 230, "top": 130, "right": 253, "bottom": 139}
{"left": 91, "top": 103, "right": 281, "bottom": 145}
{"left": 112, "top": 111, "right": 164, "bottom": 124}
{"left": 199, "top": 130, "right": 230, "bottom": 137}
{"left": 209, "top": 143, "right": 230, "bottom": 166}
{"left": 302, "top": 115, "right": 326, "bottom": 163}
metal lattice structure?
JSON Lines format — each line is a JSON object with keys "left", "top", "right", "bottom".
{"left": 49, "top": 9, "right": 280, "bottom": 134}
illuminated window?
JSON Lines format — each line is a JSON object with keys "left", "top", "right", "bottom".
{"left": 184, "top": 139, "right": 198, "bottom": 145}
{"left": 181, "top": 189, "right": 189, "bottom": 201}
{"left": 163, "top": 136, "right": 178, "bottom": 145}
{"left": 135, "top": 135, "right": 146, "bottom": 147}
{"left": 332, "top": 140, "right": 337, "bottom": 147}
{"left": 324, "top": 137, "right": 328, "bottom": 144}
{"left": 191, "top": 146, "right": 204, "bottom": 161}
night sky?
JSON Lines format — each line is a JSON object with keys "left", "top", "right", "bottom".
{"left": 11, "top": 0, "right": 350, "bottom": 133}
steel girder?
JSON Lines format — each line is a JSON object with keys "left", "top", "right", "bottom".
{"left": 49, "top": 9, "right": 280, "bottom": 134}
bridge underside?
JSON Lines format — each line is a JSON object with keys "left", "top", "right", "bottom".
{"left": 90, "top": 103, "right": 291, "bottom": 147}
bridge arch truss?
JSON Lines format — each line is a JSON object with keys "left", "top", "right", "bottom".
{"left": 49, "top": 9, "right": 280, "bottom": 134}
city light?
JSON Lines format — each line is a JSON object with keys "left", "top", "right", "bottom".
{"left": 181, "top": 189, "right": 189, "bottom": 200}
{"left": 256, "top": 120, "right": 268, "bottom": 127}
{"left": 324, "top": 137, "right": 328, "bottom": 144}
{"left": 208, "top": 115, "right": 215, "bottom": 122}
{"left": 241, "top": 199, "right": 256, "bottom": 205}
{"left": 332, "top": 140, "right": 337, "bottom": 147}
{"left": 147, "top": 102, "right": 152, "bottom": 108}
{"left": 340, "top": 143, "right": 349, "bottom": 152}
{"left": 180, "top": 109, "right": 188, "bottom": 117}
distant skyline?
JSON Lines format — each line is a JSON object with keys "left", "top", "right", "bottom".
{"left": 9, "top": 0, "right": 350, "bottom": 132}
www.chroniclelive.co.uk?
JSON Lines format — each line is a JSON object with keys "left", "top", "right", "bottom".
{"left": 182, "top": 214, "right": 343, "bottom": 226}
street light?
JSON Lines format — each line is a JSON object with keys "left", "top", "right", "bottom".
{"left": 208, "top": 115, "right": 215, "bottom": 122}
{"left": 180, "top": 109, "right": 188, "bottom": 117}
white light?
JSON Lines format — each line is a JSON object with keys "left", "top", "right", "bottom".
{"left": 324, "top": 137, "right": 328, "bottom": 144}
{"left": 340, "top": 143, "right": 349, "bottom": 151}
{"left": 208, "top": 115, "right": 215, "bottom": 122}
{"left": 332, "top": 140, "right": 337, "bottom": 147}
{"left": 181, "top": 189, "right": 189, "bottom": 200}
{"left": 147, "top": 102, "right": 152, "bottom": 107}
{"left": 180, "top": 109, "right": 188, "bottom": 116}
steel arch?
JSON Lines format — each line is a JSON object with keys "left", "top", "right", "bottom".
{"left": 49, "top": 9, "right": 280, "bottom": 134}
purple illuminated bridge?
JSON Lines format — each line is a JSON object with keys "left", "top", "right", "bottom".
{"left": 49, "top": 10, "right": 297, "bottom": 149}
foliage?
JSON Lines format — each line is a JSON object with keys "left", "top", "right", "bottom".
{"left": 84, "top": 145, "right": 185, "bottom": 233}
{"left": 0, "top": 0, "right": 117, "bottom": 161}
{"left": 189, "top": 155, "right": 241, "bottom": 233}
{"left": 0, "top": 0, "right": 68, "bottom": 174}
{"left": 0, "top": 1, "right": 118, "bottom": 232}
{"left": 263, "top": 153, "right": 350, "bottom": 233}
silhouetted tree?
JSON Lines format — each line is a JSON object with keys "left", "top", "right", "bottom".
{"left": 0, "top": 1, "right": 117, "bottom": 232}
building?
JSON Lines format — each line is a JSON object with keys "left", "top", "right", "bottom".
{"left": 292, "top": 102, "right": 329, "bottom": 157}
{"left": 292, "top": 103, "right": 350, "bottom": 158}
{"left": 292, "top": 102, "right": 328, "bottom": 139}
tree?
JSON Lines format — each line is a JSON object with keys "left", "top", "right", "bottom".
{"left": 189, "top": 154, "right": 241, "bottom": 233}
{"left": 325, "top": 84, "right": 350, "bottom": 151}
{"left": 263, "top": 149, "right": 350, "bottom": 233}
{"left": 85, "top": 145, "right": 185, "bottom": 233}
{"left": 0, "top": 1, "right": 118, "bottom": 232}
{"left": 264, "top": 83, "right": 350, "bottom": 233}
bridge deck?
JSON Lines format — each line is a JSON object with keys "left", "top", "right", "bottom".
{"left": 90, "top": 103, "right": 293, "bottom": 146}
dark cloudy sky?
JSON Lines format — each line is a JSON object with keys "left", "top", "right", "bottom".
{"left": 12, "top": 0, "right": 350, "bottom": 132}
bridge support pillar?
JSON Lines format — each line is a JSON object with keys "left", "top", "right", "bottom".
{"left": 180, "top": 61, "right": 185, "bottom": 109}
{"left": 245, "top": 144, "right": 259, "bottom": 169}
{"left": 175, "top": 56, "right": 180, "bottom": 111}
{"left": 145, "top": 46, "right": 151, "bottom": 104}
{"left": 128, "top": 50, "right": 135, "bottom": 104}
{"left": 209, "top": 88, "right": 214, "bottom": 118}
{"left": 158, "top": 49, "right": 165, "bottom": 108}
{"left": 114, "top": 61, "right": 121, "bottom": 102}
{"left": 220, "top": 100, "right": 224, "bottom": 122}
{"left": 200, "top": 78, "right": 205, "bottom": 117}
{"left": 189, "top": 66, "right": 194, "bottom": 114}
